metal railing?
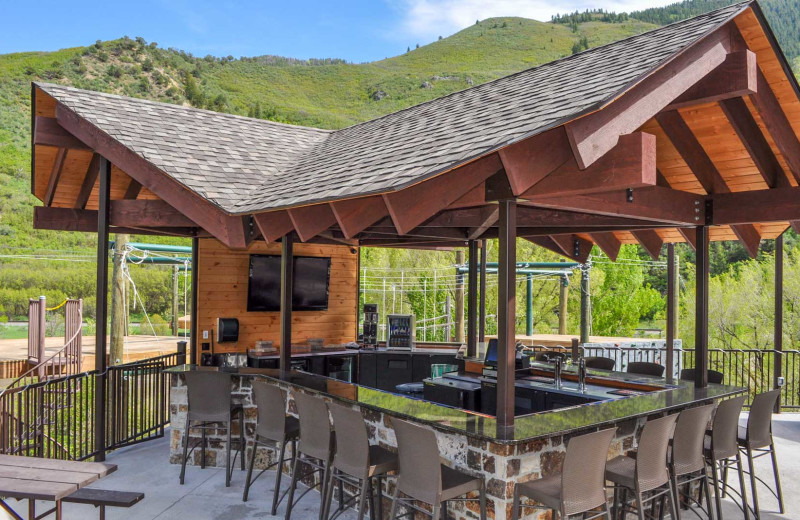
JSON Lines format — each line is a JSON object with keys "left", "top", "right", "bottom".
{"left": 527, "top": 344, "right": 799, "bottom": 410}
{"left": 0, "top": 352, "right": 180, "bottom": 460}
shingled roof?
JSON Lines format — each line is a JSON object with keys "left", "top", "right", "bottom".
{"left": 37, "top": 1, "right": 751, "bottom": 215}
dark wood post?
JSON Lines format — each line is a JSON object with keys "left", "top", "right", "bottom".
{"left": 579, "top": 263, "right": 590, "bottom": 344}
{"left": 94, "top": 156, "right": 111, "bottom": 461}
{"left": 497, "top": 200, "right": 517, "bottom": 432}
{"left": 666, "top": 243, "right": 676, "bottom": 384}
{"left": 467, "top": 240, "right": 478, "bottom": 357}
{"left": 455, "top": 250, "right": 465, "bottom": 343}
{"left": 695, "top": 226, "right": 709, "bottom": 388}
{"left": 774, "top": 233, "right": 784, "bottom": 413}
{"left": 479, "top": 240, "right": 487, "bottom": 344}
{"left": 280, "top": 233, "right": 294, "bottom": 373}
{"left": 190, "top": 237, "right": 199, "bottom": 365}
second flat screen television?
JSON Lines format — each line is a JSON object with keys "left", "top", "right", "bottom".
{"left": 247, "top": 255, "right": 331, "bottom": 312}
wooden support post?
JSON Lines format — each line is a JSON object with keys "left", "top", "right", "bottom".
{"left": 497, "top": 200, "right": 517, "bottom": 433}
{"left": 455, "top": 250, "right": 465, "bottom": 344}
{"left": 580, "top": 263, "right": 590, "bottom": 344}
{"left": 109, "top": 233, "right": 128, "bottom": 366}
{"left": 666, "top": 243, "right": 676, "bottom": 384}
{"left": 558, "top": 278, "right": 568, "bottom": 335}
{"left": 774, "top": 233, "right": 784, "bottom": 413}
{"left": 479, "top": 241, "right": 487, "bottom": 344}
{"left": 172, "top": 265, "right": 179, "bottom": 337}
{"left": 280, "top": 234, "right": 294, "bottom": 374}
{"left": 526, "top": 274, "right": 533, "bottom": 336}
{"left": 695, "top": 226, "right": 709, "bottom": 388}
{"left": 467, "top": 240, "right": 478, "bottom": 357}
{"left": 190, "top": 237, "right": 199, "bottom": 364}
{"left": 94, "top": 156, "right": 111, "bottom": 461}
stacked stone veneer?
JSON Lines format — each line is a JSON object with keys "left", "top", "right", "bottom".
{"left": 170, "top": 373, "right": 663, "bottom": 520}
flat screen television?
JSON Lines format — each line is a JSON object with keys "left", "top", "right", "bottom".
{"left": 247, "top": 255, "right": 331, "bottom": 312}
{"left": 484, "top": 338, "right": 498, "bottom": 367}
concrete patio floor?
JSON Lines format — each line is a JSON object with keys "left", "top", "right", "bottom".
{"left": 2, "top": 413, "right": 798, "bottom": 520}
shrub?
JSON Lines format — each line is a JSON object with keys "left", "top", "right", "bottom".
{"left": 146, "top": 314, "right": 171, "bottom": 336}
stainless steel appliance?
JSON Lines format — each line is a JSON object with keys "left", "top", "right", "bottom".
{"left": 387, "top": 314, "right": 414, "bottom": 350}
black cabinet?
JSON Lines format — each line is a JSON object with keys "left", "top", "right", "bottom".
{"left": 375, "top": 354, "right": 413, "bottom": 392}
{"left": 358, "top": 353, "right": 377, "bottom": 388}
{"left": 423, "top": 378, "right": 481, "bottom": 411}
{"left": 544, "top": 392, "right": 599, "bottom": 410}
{"left": 481, "top": 381, "right": 544, "bottom": 416}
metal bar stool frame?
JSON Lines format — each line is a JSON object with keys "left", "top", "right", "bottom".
{"left": 667, "top": 404, "right": 715, "bottom": 520}
{"left": 704, "top": 395, "right": 749, "bottom": 520}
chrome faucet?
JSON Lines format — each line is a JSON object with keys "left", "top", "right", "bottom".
{"left": 553, "top": 357, "right": 563, "bottom": 389}
{"left": 578, "top": 357, "right": 587, "bottom": 393}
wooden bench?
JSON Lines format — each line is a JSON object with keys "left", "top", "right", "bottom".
{"left": 62, "top": 488, "right": 144, "bottom": 519}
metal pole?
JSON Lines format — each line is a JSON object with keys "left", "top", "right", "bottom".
{"left": 172, "top": 265, "right": 180, "bottom": 336}
{"left": 526, "top": 273, "right": 533, "bottom": 336}
{"left": 467, "top": 240, "right": 478, "bottom": 356}
{"left": 280, "top": 234, "right": 294, "bottom": 374}
{"left": 190, "top": 237, "right": 199, "bottom": 364}
{"left": 444, "top": 295, "right": 451, "bottom": 341}
{"left": 666, "top": 243, "right": 676, "bottom": 384}
{"left": 695, "top": 226, "right": 709, "bottom": 388}
{"left": 774, "top": 233, "right": 784, "bottom": 413}
{"left": 94, "top": 156, "right": 111, "bottom": 461}
{"left": 479, "top": 241, "right": 487, "bottom": 344}
{"left": 580, "top": 263, "right": 590, "bottom": 344}
{"left": 37, "top": 296, "right": 46, "bottom": 379}
{"left": 497, "top": 200, "right": 517, "bottom": 432}
{"left": 558, "top": 277, "right": 568, "bottom": 335}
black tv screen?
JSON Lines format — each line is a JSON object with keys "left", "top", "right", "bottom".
{"left": 247, "top": 255, "right": 331, "bottom": 312}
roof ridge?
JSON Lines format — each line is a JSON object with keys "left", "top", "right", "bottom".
{"left": 34, "top": 82, "right": 333, "bottom": 135}
{"left": 329, "top": 1, "right": 755, "bottom": 136}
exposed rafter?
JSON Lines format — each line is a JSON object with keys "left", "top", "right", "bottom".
{"left": 288, "top": 204, "right": 337, "bottom": 242}
{"left": 44, "top": 148, "right": 67, "bottom": 206}
{"left": 124, "top": 179, "right": 143, "bottom": 200}
{"left": 631, "top": 230, "right": 664, "bottom": 260}
{"left": 749, "top": 69, "right": 800, "bottom": 182}
{"left": 589, "top": 232, "right": 622, "bottom": 261}
{"left": 663, "top": 50, "right": 756, "bottom": 110}
{"left": 34, "top": 116, "right": 90, "bottom": 150}
{"left": 329, "top": 196, "right": 389, "bottom": 239}
{"left": 498, "top": 127, "right": 573, "bottom": 195}
{"left": 75, "top": 153, "right": 100, "bottom": 210}
{"left": 253, "top": 211, "right": 294, "bottom": 243}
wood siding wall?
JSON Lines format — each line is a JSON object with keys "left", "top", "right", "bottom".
{"left": 196, "top": 239, "right": 359, "bottom": 355}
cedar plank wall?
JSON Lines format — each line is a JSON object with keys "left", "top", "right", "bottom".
{"left": 196, "top": 238, "right": 358, "bottom": 356}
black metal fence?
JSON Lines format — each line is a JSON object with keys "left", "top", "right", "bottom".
{"left": 530, "top": 344, "right": 799, "bottom": 410}
{"left": 0, "top": 352, "right": 180, "bottom": 461}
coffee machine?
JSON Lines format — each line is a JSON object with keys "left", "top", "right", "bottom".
{"left": 362, "top": 303, "right": 378, "bottom": 348}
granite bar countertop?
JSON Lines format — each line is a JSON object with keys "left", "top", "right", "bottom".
{"left": 165, "top": 364, "right": 744, "bottom": 445}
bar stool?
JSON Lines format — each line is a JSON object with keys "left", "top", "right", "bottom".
{"left": 178, "top": 371, "right": 245, "bottom": 487}
{"left": 388, "top": 418, "right": 486, "bottom": 520}
{"left": 704, "top": 395, "right": 749, "bottom": 520}
{"left": 242, "top": 382, "right": 299, "bottom": 515}
{"left": 669, "top": 403, "right": 715, "bottom": 519}
{"left": 512, "top": 427, "right": 616, "bottom": 520}
{"left": 584, "top": 357, "right": 615, "bottom": 370}
{"left": 606, "top": 414, "right": 678, "bottom": 519}
{"left": 626, "top": 362, "right": 665, "bottom": 377}
{"left": 679, "top": 369, "right": 724, "bottom": 385}
{"left": 738, "top": 389, "right": 784, "bottom": 520}
{"left": 323, "top": 403, "right": 398, "bottom": 520}
{"left": 285, "top": 392, "right": 335, "bottom": 520}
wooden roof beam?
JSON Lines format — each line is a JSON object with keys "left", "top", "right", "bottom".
{"left": 664, "top": 50, "right": 757, "bottom": 110}
{"left": 254, "top": 210, "right": 294, "bottom": 243}
{"left": 565, "top": 25, "right": 733, "bottom": 169}
{"left": 631, "top": 230, "right": 664, "bottom": 260}
{"left": 749, "top": 68, "right": 800, "bottom": 182}
{"left": 521, "top": 132, "right": 656, "bottom": 198}
{"left": 468, "top": 206, "right": 499, "bottom": 240}
{"left": 75, "top": 153, "right": 99, "bottom": 209}
{"left": 523, "top": 236, "right": 574, "bottom": 259}
{"left": 382, "top": 153, "right": 502, "bottom": 235}
{"left": 550, "top": 234, "right": 593, "bottom": 264}
{"left": 34, "top": 201, "right": 197, "bottom": 231}
{"left": 43, "top": 148, "right": 67, "bottom": 206}
{"left": 712, "top": 185, "right": 800, "bottom": 225}
{"left": 329, "top": 196, "right": 389, "bottom": 239}
{"left": 34, "top": 116, "right": 90, "bottom": 151}
{"left": 124, "top": 179, "right": 143, "bottom": 200}
{"left": 678, "top": 228, "right": 697, "bottom": 250}
{"left": 589, "top": 232, "right": 622, "bottom": 261}
{"left": 287, "top": 204, "right": 337, "bottom": 242}
{"left": 498, "top": 127, "right": 573, "bottom": 195}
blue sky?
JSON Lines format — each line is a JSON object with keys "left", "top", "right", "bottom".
{"left": 0, "top": 0, "right": 675, "bottom": 63}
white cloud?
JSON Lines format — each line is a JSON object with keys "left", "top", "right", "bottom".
{"left": 391, "top": 0, "right": 678, "bottom": 41}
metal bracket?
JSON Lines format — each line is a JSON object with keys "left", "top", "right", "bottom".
{"left": 704, "top": 198, "right": 713, "bottom": 225}
{"left": 573, "top": 238, "right": 581, "bottom": 258}
{"left": 626, "top": 188, "right": 634, "bottom": 203}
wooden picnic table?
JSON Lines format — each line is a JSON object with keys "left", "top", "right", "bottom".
{"left": 0, "top": 455, "right": 116, "bottom": 520}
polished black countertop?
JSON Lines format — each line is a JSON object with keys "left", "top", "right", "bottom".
{"left": 165, "top": 364, "right": 744, "bottom": 445}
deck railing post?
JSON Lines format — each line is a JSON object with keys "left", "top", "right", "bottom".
{"left": 467, "top": 240, "right": 478, "bottom": 357}
{"left": 37, "top": 296, "right": 46, "bottom": 380}
{"left": 496, "top": 199, "right": 517, "bottom": 433}
{"left": 774, "top": 233, "right": 784, "bottom": 413}
{"left": 280, "top": 233, "right": 294, "bottom": 374}
{"left": 94, "top": 156, "right": 111, "bottom": 461}
{"left": 695, "top": 226, "right": 709, "bottom": 388}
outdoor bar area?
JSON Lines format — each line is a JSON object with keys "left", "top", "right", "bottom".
{"left": 26, "top": 2, "right": 800, "bottom": 519}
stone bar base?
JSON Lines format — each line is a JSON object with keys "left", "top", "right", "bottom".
{"left": 168, "top": 373, "right": 668, "bottom": 520}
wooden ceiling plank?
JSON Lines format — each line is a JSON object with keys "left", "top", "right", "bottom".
{"left": 382, "top": 153, "right": 502, "bottom": 235}
{"left": 34, "top": 116, "right": 90, "bottom": 150}
{"left": 286, "top": 204, "right": 337, "bottom": 242}
{"left": 664, "top": 50, "right": 757, "bottom": 110}
{"left": 589, "top": 232, "right": 622, "bottom": 261}
{"left": 748, "top": 68, "right": 800, "bottom": 182}
{"left": 565, "top": 26, "right": 732, "bottom": 169}
{"left": 329, "top": 196, "right": 389, "bottom": 239}
{"left": 522, "top": 132, "right": 656, "bottom": 198}
{"left": 75, "top": 153, "right": 100, "bottom": 209}
{"left": 44, "top": 148, "right": 68, "bottom": 206}
{"left": 719, "top": 97, "right": 789, "bottom": 189}
{"left": 498, "top": 127, "right": 573, "bottom": 195}
{"left": 631, "top": 229, "right": 664, "bottom": 260}
{"left": 253, "top": 211, "right": 294, "bottom": 243}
